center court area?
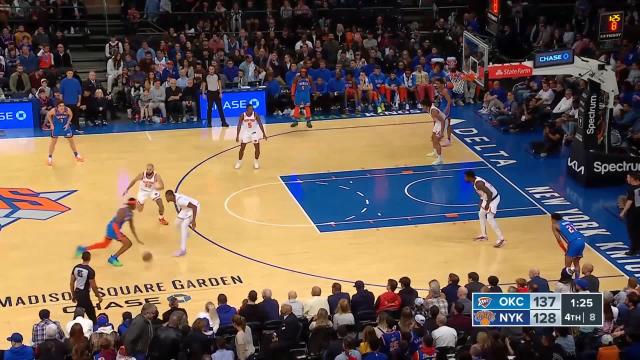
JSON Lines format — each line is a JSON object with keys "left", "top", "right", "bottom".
{"left": 0, "top": 110, "right": 628, "bottom": 336}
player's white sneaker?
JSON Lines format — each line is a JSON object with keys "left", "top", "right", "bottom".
{"left": 494, "top": 239, "right": 506, "bottom": 248}
{"left": 431, "top": 157, "right": 443, "bottom": 165}
{"left": 234, "top": 160, "right": 242, "bottom": 169}
{"left": 47, "top": 157, "right": 52, "bottom": 166}
{"left": 440, "top": 139, "right": 452, "bottom": 147}
{"left": 173, "top": 249, "right": 186, "bottom": 257}
{"left": 426, "top": 150, "right": 437, "bottom": 157}
{"left": 253, "top": 160, "right": 260, "bottom": 169}
{"left": 474, "top": 235, "right": 488, "bottom": 241}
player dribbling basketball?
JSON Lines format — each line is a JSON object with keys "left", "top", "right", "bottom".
{"left": 235, "top": 104, "right": 267, "bottom": 169}
{"left": 464, "top": 170, "right": 506, "bottom": 248}
{"left": 424, "top": 98, "right": 446, "bottom": 165}
{"left": 122, "top": 163, "right": 169, "bottom": 225}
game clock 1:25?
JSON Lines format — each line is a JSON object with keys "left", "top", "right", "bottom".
{"left": 570, "top": 298, "right": 593, "bottom": 308}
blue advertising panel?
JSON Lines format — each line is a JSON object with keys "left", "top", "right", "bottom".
{"left": 199, "top": 88, "right": 266, "bottom": 119}
{"left": 533, "top": 49, "right": 575, "bottom": 68}
{"left": 0, "top": 100, "right": 36, "bottom": 129}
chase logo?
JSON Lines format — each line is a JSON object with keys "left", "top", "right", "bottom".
{"left": 217, "top": 98, "right": 261, "bottom": 110}
{"left": 534, "top": 49, "right": 574, "bottom": 68}
{"left": 477, "top": 296, "right": 492, "bottom": 309}
{"left": 168, "top": 293, "right": 192, "bottom": 303}
{"left": 0, "top": 188, "right": 76, "bottom": 228}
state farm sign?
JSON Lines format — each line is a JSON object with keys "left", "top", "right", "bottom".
{"left": 488, "top": 64, "right": 533, "bottom": 79}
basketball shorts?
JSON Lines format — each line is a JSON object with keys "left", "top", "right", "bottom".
{"left": 178, "top": 204, "right": 200, "bottom": 221}
{"left": 480, "top": 195, "right": 500, "bottom": 214}
{"left": 566, "top": 238, "right": 585, "bottom": 258}
{"left": 51, "top": 124, "right": 73, "bottom": 138}
{"left": 137, "top": 189, "right": 160, "bottom": 205}
{"left": 345, "top": 88, "right": 356, "bottom": 99}
{"left": 433, "top": 121, "right": 443, "bottom": 137}
{"left": 294, "top": 91, "right": 311, "bottom": 106}
{"left": 105, "top": 221, "right": 125, "bottom": 241}
{"left": 240, "top": 130, "right": 261, "bottom": 144}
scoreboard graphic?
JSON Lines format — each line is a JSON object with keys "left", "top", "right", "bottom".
{"left": 472, "top": 293, "right": 603, "bottom": 327}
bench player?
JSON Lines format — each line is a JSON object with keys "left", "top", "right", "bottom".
{"left": 122, "top": 163, "right": 169, "bottom": 225}
{"left": 46, "top": 100, "right": 84, "bottom": 166}
{"left": 464, "top": 170, "right": 506, "bottom": 248}
{"left": 165, "top": 190, "right": 200, "bottom": 257}
{"left": 235, "top": 104, "right": 267, "bottom": 169}
{"left": 551, "top": 213, "right": 585, "bottom": 277}
{"left": 75, "top": 198, "right": 143, "bottom": 267}
{"left": 423, "top": 98, "right": 446, "bottom": 165}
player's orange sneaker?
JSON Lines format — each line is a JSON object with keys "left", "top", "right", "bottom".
{"left": 159, "top": 218, "right": 169, "bottom": 225}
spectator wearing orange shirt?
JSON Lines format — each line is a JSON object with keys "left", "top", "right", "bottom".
{"left": 375, "top": 279, "right": 401, "bottom": 315}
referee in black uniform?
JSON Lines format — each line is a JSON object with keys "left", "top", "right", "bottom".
{"left": 621, "top": 172, "right": 640, "bottom": 256}
{"left": 70, "top": 251, "right": 102, "bottom": 322}
{"left": 202, "top": 65, "right": 228, "bottom": 127}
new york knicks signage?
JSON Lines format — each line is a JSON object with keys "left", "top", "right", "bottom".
{"left": 533, "top": 49, "right": 575, "bottom": 69}
{"left": 0, "top": 100, "right": 36, "bottom": 129}
{"left": 199, "top": 88, "right": 267, "bottom": 119}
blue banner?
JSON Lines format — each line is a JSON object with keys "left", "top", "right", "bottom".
{"left": 199, "top": 89, "right": 266, "bottom": 119}
{"left": 0, "top": 100, "right": 36, "bottom": 129}
{"left": 473, "top": 293, "right": 530, "bottom": 310}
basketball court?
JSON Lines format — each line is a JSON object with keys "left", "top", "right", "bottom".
{"left": 0, "top": 107, "right": 632, "bottom": 337}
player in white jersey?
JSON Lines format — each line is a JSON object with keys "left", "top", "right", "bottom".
{"left": 122, "top": 163, "right": 169, "bottom": 225}
{"left": 423, "top": 98, "right": 446, "bottom": 165}
{"left": 165, "top": 190, "right": 200, "bottom": 257}
{"left": 235, "top": 104, "right": 267, "bottom": 169}
{"left": 464, "top": 170, "right": 506, "bottom": 248}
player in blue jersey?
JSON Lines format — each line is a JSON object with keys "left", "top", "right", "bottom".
{"left": 368, "top": 65, "right": 388, "bottom": 112}
{"left": 434, "top": 78, "right": 453, "bottom": 147}
{"left": 75, "top": 198, "right": 142, "bottom": 267}
{"left": 551, "top": 213, "right": 585, "bottom": 277}
{"left": 46, "top": 101, "right": 83, "bottom": 166}
{"left": 291, "top": 68, "right": 314, "bottom": 128}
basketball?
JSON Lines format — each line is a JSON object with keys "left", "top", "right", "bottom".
{"left": 142, "top": 251, "right": 153, "bottom": 262}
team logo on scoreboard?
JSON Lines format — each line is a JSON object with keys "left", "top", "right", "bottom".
{"left": 474, "top": 310, "right": 496, "bottom": 325}
{"left": 0, "top": 188, "right": 76, "bottom": 229}
{"left": 477, "top": 296, "right": 493, "bottom": 308}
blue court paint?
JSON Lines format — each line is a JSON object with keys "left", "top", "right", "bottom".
{"left": 452, "top": 105, "right": 638, "bottom": 278}
{"left": 281, "top": 161, "right": 545, "bottom": 232}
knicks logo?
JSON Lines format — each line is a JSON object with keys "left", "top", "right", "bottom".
{"left": 474, "top": 310, "right": 496, "bottom": 326}
{"left": 477, "top": 296, "right": 492, "bottom": 308}
{"left": 0, "top": 188, "right": 75, "bottom": 228}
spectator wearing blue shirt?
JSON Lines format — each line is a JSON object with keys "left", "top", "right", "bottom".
{"left": 17, "top": 46, "right": 38, "bottom": 74}
{"left": 223, "top": 60, "right": 239, "bottom": 85}
{"left": 312, "top": 77, "right": 330, "bottom": 112}
{"left": 480, "top": 81, "right": 507, "bottom": 114}
{"left": 216, "top": 294, "right": 237, "bottom": 327}
{"left": 59, "top": 69, "right": 83, "bottom": 132}
{"left": 285, "top": 63, "right": 298, "bottom": 87}
{"left": 265, "top": 74, "right": 285, "bottom": 115}
{"left": 331, "top": 64, "right": 346, "bottom": 80}
{"left": 527, "top": 268, "right": 550, "bottom": 292}
{"left": 136, "top": 42, "right": 156, "bottom": 62}
{"left": 428, "top": 62, "right": 448, "bottom": 83}
{"left": 4, "top": 333, "right": 33, "bottom": 360}
{"left": 160, "top": 61, "right": 179, "bottom": 83}
{"left": 327, "top": 283, "right": 350, "bottom": 315}
{"left": 258, "top": 289, "right": 280, "bottom": 321}
{"left": 328, "top": 72, "right": 346, "bottom": 113}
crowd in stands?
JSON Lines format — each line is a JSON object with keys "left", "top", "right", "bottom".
{"left": 4, "top": 265, "right": 640, "bottom": 360}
